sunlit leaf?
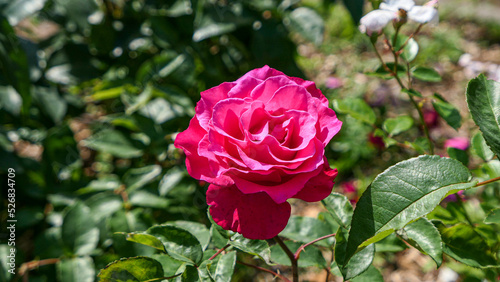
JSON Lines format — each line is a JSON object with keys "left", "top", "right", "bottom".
{"left": 344, "top": 155, "right": 475, "bottom": 269}
{"left": 98, "top": 257, "right": 164, "bottom": 282}
{"left": 466, "top": 74, "right": 500, "bottom": 159}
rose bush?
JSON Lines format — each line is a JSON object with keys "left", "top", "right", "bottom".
{"left": 175, "top": 66, "right": 342, "bottom": 239}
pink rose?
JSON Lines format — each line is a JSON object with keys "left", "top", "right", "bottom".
{"left": 174, "top": 66, "right": 342, "bottom": 239}
{"left": 444, "top": 137, "right": 470, "bottom": 151}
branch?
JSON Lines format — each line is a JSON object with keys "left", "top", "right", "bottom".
{"left": 209, "top": 244, "right": 230, "bottom": 260}
{"left": 294, "top": 233, "right": 336, "bottom": 260}
{"left": 236, "top": 261, "right": 291, "bottom": 282}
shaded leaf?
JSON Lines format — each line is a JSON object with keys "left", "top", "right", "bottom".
{"left": 336, "top": 227, "right": 374, "bottom": 280}
{"left": 230, "top": 234, "right": 271, "bottom": 264}
{"left": 484, "top": 208, "right": 500, "bottom": 224}
{"left": 412, "top": 67, "right": 442, "bottom": 82}
{"left": 366, "top": 63, "right": 406, "bottom": 80}
{"left": 321, "top": 192, "right": 353, "bottom": 229}
{"left": 341, "top": 0, "right": 364, "bottom": 24}
{"left": 350, "top": 265, "right": 384, "bottom": 282}
{"left": 123, "top": 165, "right": 162, "bottom": 191}
{"left": 57, "top": 257, "right": 95, "bottom": 282}
{"left": 280, "top": 216, "right": 334, "bottom": 247}
{"left": 435, "top": 222, "right": 498, "bottom": 268}
{"left": 168, "top": 221, "right": 211, "bottom": 251}
{"left": 61, "top": 202, "right": 99, "bottom": 256}
{"left": 147, "top": 225, "right": 203, "bottom": 265}
{"left": 402, "top": 218, "right": 443, "bottom": 267}
{"left": 82, "top": 129, "right": 143, "bottom": 158}
{"left": 271, "top": 241, "right": 326, "bottom": 268}
{"left": 432, "top": 93, "right": 462, "bottom": 130}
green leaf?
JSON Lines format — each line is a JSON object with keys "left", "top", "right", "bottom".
{"left": 168, "top": 221, "right": 211, "bottom": 251}
{"left": 57, "top": 257, "right": 95, "bottom": 282}
{"left": 382, "top": 116, "right": 414, "bottom": 136}
{"left": 280, "top": 216, "right": 334, "bottom": 247}
{"left": 4, "top": 0, "right": 47, "bottom": 26}
{"left": 147, "top": 225, "right": 203, "bottom": 265}
{"left": 271, "top": 241, "right": 326, "bottom": 267}
{"left": 471, "top": 133, "right": 495, "bottom": 161}
{"left": 432, "top": 93, "right": 462, "bottom": 130}
{"left": 85, "top": 192, "right": 123, "bottom": 222}
{"left": 123, "top": 232, "right": 166, "bottom": 252}
{"left": 366, "top": 63, "right": 406, "bottom": 80}
{"left": 466, "top": 74, "right": 500, "bottom": 159}
{"left": 192, "top": 22, "right": 237, "bottom": 42}
{"left": 159, "top": 167, "right": 185, "bottom": 196}
{"left": 484, "top": 208, "right": 500, "bottom": 224}
{"left": 350, "top": 265, "right": 384, "bottom": 282}
{"left": 0, "top": 85, "right": 22, "bottom": 116}
{"left": 447, "top": 147, "right": 469, "bottom": 166}
{"left": 123, "top": 165, "right": 162, "bottom": 191}
{"left": 214, "top": 252, "right": 237, "bottom": 281}
{"left": 181, "top": 265, "right": 199, "bottom": 281}
{"left": 402, "top": 218, "right": 443, "bottom": 267}
{"left": 321, "top": 192, "right": 353, "bottom": 229}
{"left": 344, "top": 155, "right": 476, "bottom": 268}
{"left": 82, "top": 129, "right": 143, "bottom": 158}
{"left": 129, "top": 191, "right": 170, "bottom": 208}
{"left": 61, "top": 202, "right": 99, "bottom": 256}
{"left": 287, "top": 7, "right": 324, "bottom": 45}
{"left": 434, "top": 222, "right": 498, "bottom": 268}
{"left": 139, "top": 97, "right": 177, "bottom": 124}
{"left": 33, "top": 87, "right": 67, "bottom": 124}
{"left": 0, "top": 18, "right": 31, "bottom": 115}
{"left": 412, "top": 67, "right": 442, "bottom": 82}
{"left": 98, "top": 257, "right": 164, "bottom": 282}
{"left": 341, "top": 0, "right": 364, "bottom": 24}
{"left": 401, "top": 88, "right": 423, "bottom": 98}
{"left": 150, "top": 254, "right": 185, "bottom": 277}
{"left": 395, "top": 34, "right": 419, "bottom": 62}
{"left": 336, "top": 227, "right": 375, "bottom": 280}
{"left": 427, "top": 202, "right": 469, "bottom": 225}
{"left": 197, "top": 259, "right": 215, "bottom": 282}
{"left": 230, "top": 234, "right": 272, "bottom": 264}
{"left": 332, "top": 98, "right": 376, "bottom": 125}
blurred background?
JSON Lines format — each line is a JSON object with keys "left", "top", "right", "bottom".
{"left": 1, "top": 0, "right": 500, "bottom": 281}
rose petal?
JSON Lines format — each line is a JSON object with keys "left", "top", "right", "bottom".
{"left": 197, "top": 82, "right": 236, "bottom": 130}
{"left": 174, "top": 116, "right": 232, "bottom": 184}
{"left": 250, "top": 75, "right": 296, "bottom": 104}
{"left": 236, "top": 65, "right": 285, "bottom": 82}
{"left": 207, "top": 184, "right": 291, "bottom": 240}
{"left": 359, "top": 10, "right": 397, "bottom": 35}
{"left": 408, "top": 5, "right": 438, "bottom": 24}
{"left": 314, "top": 104, "right": 342, "bottom": 146}
{"left": 381, "top": 0, "right": 415, "bottom": 11}
{"left": 266, "top": 85, "right": 310, "bottom": 113}
{"left": 292, "top": 159, "right": 338, "bottom": 202}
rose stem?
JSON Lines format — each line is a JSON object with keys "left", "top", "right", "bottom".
{"left": 373, "top": 26, "right": 435, "bottom": 155}
{"left": 236, "top": 261, "right": 292, "bottom": 282}
{"left": 475, "top": 176, "right": 500, "bottom": 187}
{"left": 294, "top": 233, "right": 336, "bottom": 259}
{"left": 208, "top": 244, "right": 231, "bottom": 260}
{"left": 274, "top": 236, "right": 299, "bottom": 282}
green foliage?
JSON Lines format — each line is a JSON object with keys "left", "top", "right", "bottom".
{"left": 467, "top": 74, "right": 500, "bottom": 159}
{"left": 432, "top": 93, "right": 462, "bottom": 131}
{"left": 343, "top": 155, "right": 476, "bottom": 276}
